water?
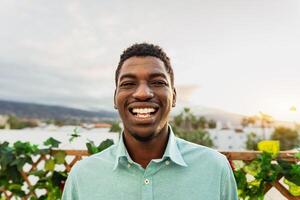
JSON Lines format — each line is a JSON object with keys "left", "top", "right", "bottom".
{"left": 0, "top": 126, "right": 119, "bottom": 149}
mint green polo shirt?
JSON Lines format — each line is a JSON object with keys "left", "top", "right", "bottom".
{"left": 62, "top": 127, "right": 238, "bottom": 200}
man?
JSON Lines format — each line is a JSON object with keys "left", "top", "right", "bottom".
{"left": 62, "top": 43, "right": 238, "bottom": 200}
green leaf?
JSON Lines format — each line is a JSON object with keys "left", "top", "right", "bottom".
{"left": 284, "top": 178, "right": 300, "bottom": 196}
{"left": 0, "top": 149, "right": 14, "bottom": 170}
{"left": 69, "top": 127, "right": 81, "bottom": 143}
{"left": 97, "top": 139, "right": 114, "bottom": 152}
{"left": 38, "top": 195, "right": 47, "bottom": 200}
{"left": 51, "top": 171, "right": 67, "bottom": 187}
{"left": 44, "top": 159, "right": 55, "bottom": 171}
{"left": 10, "top": 158, "right": 26, "bottom": 171}
{"left": 86, "top": 139, "right": 114, "bottom": 155}
{"left": 29, "top": 170, "right": 46, "bottom": 178}
{"left": 7, "top": 165, "right": 23, "bottom": 184}
{"left": 13, "top": 141, "right": 37, "bottom": 155}
{"left": 43, "top": 137, "right": 61, "bottom": 148}
{"left": 234, "top": 169, "right": 247, "bottom": 190}
{"left": 38, "top": 148, "right": 51, "bottom": 155}
{"left": 32, "top": 179, "right": 47, "bottom": 190}
{"left": 244, "top": 160, "right": 261, "bottom": 176}
{"left": 8, "top": 183, "right": 26, "bottom": 197}
{"left": 86, "top": 141, "right": 98, "bottom": 155}
{"left": 0, "top": 175, "right": 9, "bottom": 186}
{"left": 287, "top": 165, "right": 300, "bottom": 186}
{"left": 278, "top": 159, "right": 292, "bottom": 176}
{"left": 8, "top": 183, "right": 22, "bottom": 190}
{"left": 53, "top": 151, "right": 66, "bottom": 164}
{"left": 295, "top": 152, "right": 300, "bottom": 159}
{"left": 0, "top": 141, "right": 9, "bottom": 148}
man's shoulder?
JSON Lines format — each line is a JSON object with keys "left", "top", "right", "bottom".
{"left": 71, "top": 144, "right": 117, "bottom": 172}
{"left": 176, "top": 137, "right": 228, "bottom": 167}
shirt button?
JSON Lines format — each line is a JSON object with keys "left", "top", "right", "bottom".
{"left": 165, "top": 160, "right": 170, "bottom": 165}
{"left": 144, "top": 179, "right": 150, "bottom": 185}
{"left": 127, "top": 163, "right": 131, "bottom": 168}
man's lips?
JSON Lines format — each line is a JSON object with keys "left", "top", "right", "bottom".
{"left": 128, "top": 103, "right": 159, "bottom": 112}
{"left": 127, "top": 103, "right": 159, "bottom": 121}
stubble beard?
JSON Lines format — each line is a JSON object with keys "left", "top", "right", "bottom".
{"left": 130, "top": 132, "right": 157, "bottom": 142}
{"left": 126, "top": 123, "right": 167, "bottom": 143}
{"left": 127, "top": 127, "right": 161, "bottom": 142}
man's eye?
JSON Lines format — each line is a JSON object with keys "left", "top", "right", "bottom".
{"left": 151, "top": 81, "right": 168, "bottom": 86}
{"left": 120, "top": 82, "right": 135, "bottom": 87}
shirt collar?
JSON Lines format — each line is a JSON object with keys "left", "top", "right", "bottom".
{"left": 113, "top": 133, "right": 130, "bottom": 170}
{"left": 113, "top": 125, "right": 188, "bottom": 170}
{"left": 162, "top": 126, "right": 188, "bottom": 167}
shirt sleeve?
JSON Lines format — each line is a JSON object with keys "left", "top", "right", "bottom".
{"left": 221, "top": 157, "right": 239, "bottom": 200}
{"left": 61, "top": 168, "right": 80, "bottom": 200}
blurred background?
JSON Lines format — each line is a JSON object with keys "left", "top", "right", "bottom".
{"left": 0, "top": 0, "right": 299, "bottom": 151}
{"left": 1, "top": 1, "right": 300, "bottom": 200}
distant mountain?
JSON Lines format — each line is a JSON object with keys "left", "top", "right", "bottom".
{"left": 190, "top": 106, "right": 245, "bottom": 126}
{"left": 171, "top": 105, "right": 245, "bottom": 126}
{"left": 172, "top": 105, "right": 295, "bottom": 128}
{"left": 1, "top": 100, "right": 292, "bottom": 128}
{"left": 0, "top": 100, "right": 118, "bottom": 121}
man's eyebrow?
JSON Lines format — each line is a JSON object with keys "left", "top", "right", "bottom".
{"left": 119, "top": 72, "right": 168, "bottom": 81}
{"left": 119, "top": 73, "right": 136, "bottom": 81}
{"left": 149, "top": 72, "right": 168, "bottom": 79}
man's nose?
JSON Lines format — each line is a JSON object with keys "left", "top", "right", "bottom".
{"left": 132, "top": 83, "right": 154, "bottom": 100}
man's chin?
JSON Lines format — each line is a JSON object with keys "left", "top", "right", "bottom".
{"left": 130, "top": 132, "right": 157, "bottom": 142}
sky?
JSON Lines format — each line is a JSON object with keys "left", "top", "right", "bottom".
{"left": 0, "top": 0, "right": 300, "bottom": 122}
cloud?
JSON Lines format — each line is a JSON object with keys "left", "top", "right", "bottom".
{"left": 176, "top": 85, "right": 200, "bottom": 104}
{"left": 0, "top": 0, "right": 299, "bottom": 120}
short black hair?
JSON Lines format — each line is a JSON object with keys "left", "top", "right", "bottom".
{"left": 115, "top": 43, "right": 174, "bottom": 87}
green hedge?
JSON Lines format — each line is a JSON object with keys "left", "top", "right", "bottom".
{"left": 0, "top": 139, "right": 299, "bottom": 199}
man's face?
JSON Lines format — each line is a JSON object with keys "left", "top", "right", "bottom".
{"left": 114, "top": 56, "right": 176, "bottom": 142}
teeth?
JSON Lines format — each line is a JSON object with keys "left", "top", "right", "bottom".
{"left": 132, "top": 108, "right": 155, "bottom": 114}
{"left": 136, "top": 113, "right": 151, "bottom": 118}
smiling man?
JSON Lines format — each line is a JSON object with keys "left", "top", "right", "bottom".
{"left": 62, "top": 43, "right": 238, "bottom": 200}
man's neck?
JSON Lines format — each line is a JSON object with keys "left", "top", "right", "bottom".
{"left": 123, "top": 127, "right": 169, "bottom": 169}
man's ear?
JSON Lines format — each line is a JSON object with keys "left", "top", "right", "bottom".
{"left": 113, "top": 89, "right": 117, "bottom": 109}
{"left": 172, "top": 88, "right": 177, "bottom": 107}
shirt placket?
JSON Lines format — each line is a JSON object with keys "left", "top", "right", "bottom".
{"left": 141, "top": 175, "right": 153, "bottom": 200}
{"left": 141, "top": 159, "right": 169, "bottom": 200}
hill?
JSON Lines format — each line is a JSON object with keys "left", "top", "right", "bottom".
{"left": 0, "top": 100, "right": 118, "bottom": 121}
{"left": 171, "top": 105, "right": 245, "bottom": 126}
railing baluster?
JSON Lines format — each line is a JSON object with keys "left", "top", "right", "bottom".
{"left": 1, "top": 150, "right": 299, "bottom": 199}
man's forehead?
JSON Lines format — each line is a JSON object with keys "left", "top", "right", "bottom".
{"left": 119, "top": 57, "right": 167, "bottom": 75}
{"left": 119, "top": 71, "right": 168, "bottom": 80}
{"left": 122, "top": 56, "right": 164, "bottom": 68}
{"left": 116, "top": 56, "right": 173, "bottom": 86}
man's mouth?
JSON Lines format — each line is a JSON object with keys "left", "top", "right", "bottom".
{"left": 129, "top": 107, "right": 159, "bottom": 119}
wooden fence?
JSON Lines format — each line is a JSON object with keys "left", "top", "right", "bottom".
{"left": 1, "top": 150, "right": 299, "bottom": 200}
{"left": 222, "top": 151, "right": 300, "bottom": 200}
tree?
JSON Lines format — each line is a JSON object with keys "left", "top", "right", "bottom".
{"left": 198, "top": 116, "right": 207, "bottom": 129}
{"left": 175, "top": 128, "right": 214, "bottom": 147}
{"left": 109, "top": 122, "right": 122, "bottom": 133}
{"left": 208, "top": 119, "right": 217, "bottom": 129}
{"left": 7, "top": 115, "right": 38, "bottom": 129}
{"left": 271, "top": 126, "right": 300, "bottom": 150}
{"left": 241, "top": 116, "right": 257, "bottom": 127}
{"left": 258, "top": 112, "right": 274, "bottom": 128}
{"left": 246, "top": 132, "right": 262, "bottom": 150}
{"left": 171, "top": 108, "right": 214, "bottom": 147}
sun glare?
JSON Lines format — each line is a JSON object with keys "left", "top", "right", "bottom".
{"left": 262, "top": 101, "right": 300, "bottom": 122}
{"left": 290, "top": 106, "right": 297, "bottom": 112}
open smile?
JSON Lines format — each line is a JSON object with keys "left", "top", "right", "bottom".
{"left": 128, "top": 103, "right": 160, "bottom": 122}
{"left": 129, "top": 107, "right": 159, "bottom": 118}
